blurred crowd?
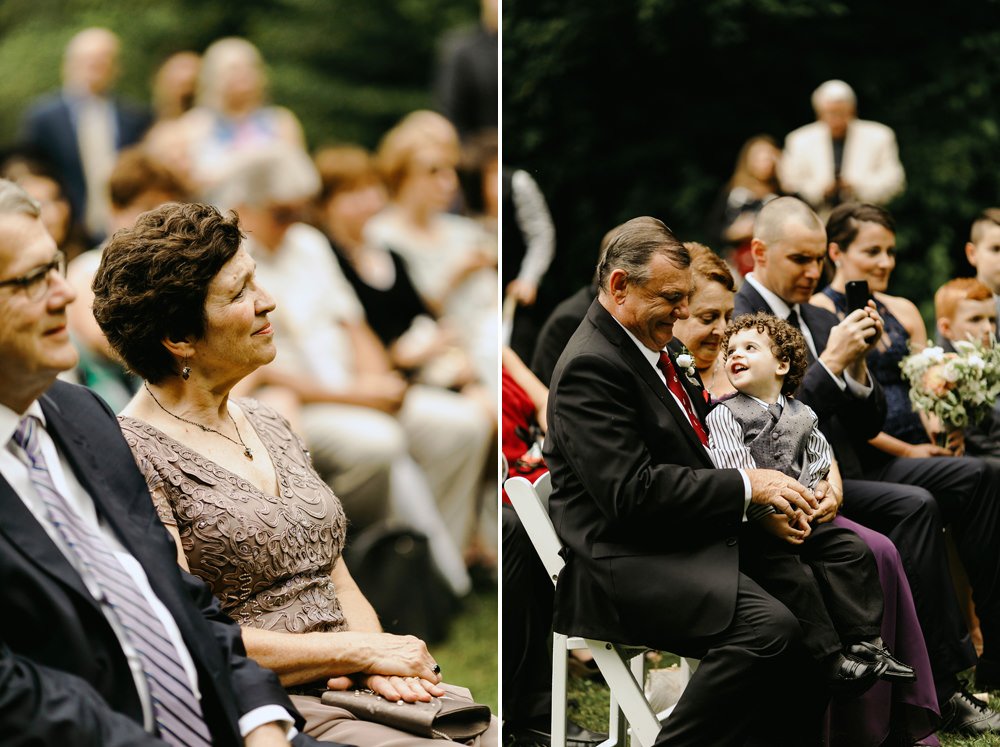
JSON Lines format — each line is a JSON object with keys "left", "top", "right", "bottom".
{"left": 6, "top": 23, "right": 500, "bottom": 610}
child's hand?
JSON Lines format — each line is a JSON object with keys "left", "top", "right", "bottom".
{"left": 757, "top": 511, "right": 811, "bottom": 545}
{"left": 811, "top": 480, "right": 841, "bottom": 524}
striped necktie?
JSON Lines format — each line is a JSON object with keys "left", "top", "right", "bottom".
{"left": 12, "top": 415, "right": 213, "bottom": 746}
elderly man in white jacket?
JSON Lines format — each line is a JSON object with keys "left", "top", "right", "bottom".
{"left": 780, "top": 80, "right": 905, "bottom": 216}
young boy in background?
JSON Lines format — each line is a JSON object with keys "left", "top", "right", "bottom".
{"left": 935, "top": 277, "right": 1000, "bottom": 460}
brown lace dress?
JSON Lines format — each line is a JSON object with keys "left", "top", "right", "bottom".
{"left": 119, "top": 399, "right": 349, "bottom": 634}
{"left": 119, "top": 400, "right": 497, "bottom": 745}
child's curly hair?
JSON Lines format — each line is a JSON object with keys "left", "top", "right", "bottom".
{"left": 721, "top": 312, "right": 809, "bottom": 395}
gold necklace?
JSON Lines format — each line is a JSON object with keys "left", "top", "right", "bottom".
{"left": 144, "top": 383, "right": 254, "bottom": 460}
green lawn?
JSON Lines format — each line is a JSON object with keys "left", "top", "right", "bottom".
{"left": 567, "top": 658, "right": 1000, "bottom": 746}
{"left": 431, "top": 585, "right": 498, "bottom": 713}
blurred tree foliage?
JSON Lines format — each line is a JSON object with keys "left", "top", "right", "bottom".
{"left": 504, "top": 0, "right": 1000, "bottom": 324}
{"left": 0, "top": 0, "right": 478, "bottom": 150}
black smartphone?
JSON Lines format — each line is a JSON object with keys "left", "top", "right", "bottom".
{"left": 845, "top": 280, "right": 870, "bottom": 314}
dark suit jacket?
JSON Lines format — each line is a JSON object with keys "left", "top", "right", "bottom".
{"left": 734, "top": 282, "right": 886, "bottom": 478}
{"left": 544, "top": 300, "right": 746, "bottom": 649}
{"left": 530, "top": 283, "right": 597, "bottom": 386}
{"left": 19, "top": 93, "right": 151, "bottom": 229}
{"left": 0, "top": 381, "right": 298, "bottom": 746}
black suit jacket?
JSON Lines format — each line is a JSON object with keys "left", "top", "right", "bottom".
{"left": 530, "top": 283, "right": 597, "bottom": 386}
{"left": 0, "top": 381, "right": 298, "bottom": 746}
{"left": 19, "top": 93, "right": 151, "bottom": 229}
{"left": 734, "top": 282, "right": 886, "bottom": 478}
{"left": 544, "top": 300, "right": 746, "bottom": 649}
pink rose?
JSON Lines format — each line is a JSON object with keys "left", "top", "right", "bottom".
{"left": 922, "top": 364, "right": 956, "bottom": 397}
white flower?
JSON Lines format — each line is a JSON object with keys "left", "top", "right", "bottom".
{"left": 676, "top": 354, "right": 694, "bottom": 369}
{"left": 954, "top": 340, "right": 977, "bottom": 355}
{"left": 899, "top": 337, "right": 1000, "bottom": 430}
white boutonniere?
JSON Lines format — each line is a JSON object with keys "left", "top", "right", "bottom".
{"left": 675, "top": 348, "right": 700, "bottom": 387}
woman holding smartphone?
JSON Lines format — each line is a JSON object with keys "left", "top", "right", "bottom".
{"left": 810, "top": 202, "right": 961, "bottom": 460}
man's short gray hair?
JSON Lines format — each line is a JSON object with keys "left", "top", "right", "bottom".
{"left": 0, "top": 179, "right": 41, "bottom": 219}
{"left": 596, "top": 216, "right": 689, "bottom": 291}
{"left": 811, "top": 80, "right": 856, "bottom": 112}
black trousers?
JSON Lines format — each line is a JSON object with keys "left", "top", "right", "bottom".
{"left": 654, "top": 574, "right": 828, "bottom": 747}
{"left": 501, "top": 504, "right": 555, "bottom": 724}
{"left": 739, "top": 521, "right": 883, "bottom": 660}
{"left": 841, "top": 455, "right": 1000, "bottom": 684}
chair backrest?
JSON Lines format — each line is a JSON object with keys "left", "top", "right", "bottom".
{"left": 503, "top": 472, "right": 564, "bottom": 585}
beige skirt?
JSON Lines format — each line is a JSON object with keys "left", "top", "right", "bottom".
{"left": 290, "top": 684, "right": 498, "bottom": 747}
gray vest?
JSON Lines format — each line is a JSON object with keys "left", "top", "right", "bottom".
{"left": 719, "top": 393, "right": 818, "bottom": 488}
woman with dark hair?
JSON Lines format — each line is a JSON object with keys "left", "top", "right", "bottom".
{"left": 92, "top": 202, "right": 497, "bottom": 746}
{"left": 811, "top": 202, "right": 954, "bottom": 458}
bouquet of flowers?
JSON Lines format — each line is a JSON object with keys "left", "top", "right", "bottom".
{"left": 899, "top": 339, "right": 1000, "bottom": 430}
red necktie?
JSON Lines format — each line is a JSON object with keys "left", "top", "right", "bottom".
{"left": 657, "top": 352, "right": 709, "bottom": 446}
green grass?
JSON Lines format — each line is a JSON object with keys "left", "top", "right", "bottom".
{"left": 567, "top": 658, "right": 1000, "bottom": 746}
{"left": 430, "top": 585, "right": 498, "bottom": 713}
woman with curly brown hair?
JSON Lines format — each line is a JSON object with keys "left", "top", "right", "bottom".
{"left": 707, "top": 311, "right": 915, "bottom": 696}
{"left": 92, "top": 201, "right": 496, "bottom": 746}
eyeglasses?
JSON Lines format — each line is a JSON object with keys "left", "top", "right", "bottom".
{"left": 0, "top": 250, "right": 66, "bottom": 303}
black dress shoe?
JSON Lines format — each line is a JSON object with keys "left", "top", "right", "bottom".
{"left": 503, "top": 719, "right": 608, "bottom": 747}
{"left": 846, "top": 640, "right": 917, "bottom": 683}
{"left": 939, "top": 685, "right": 1000, "bottom": 734}
{"left": 827, "top": 651, "right": 887, "bottom": 696}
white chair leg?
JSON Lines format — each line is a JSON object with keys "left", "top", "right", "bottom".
{"left": 551, "top": 632, "right": 569, "bottom": 747}
{"left": 586, "top": 640, "right": 661, "bottom": 747}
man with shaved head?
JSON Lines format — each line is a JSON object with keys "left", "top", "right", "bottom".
{"left": 737, "top": 196, "right": 1000, "bottom": 736}
{"left": 780, "top": 80, "right": 905, "bottom": 216}
{"left": 20, "top": 27, "right": 151, "bottom": 242}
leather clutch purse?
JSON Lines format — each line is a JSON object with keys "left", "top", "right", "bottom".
{"left": 320, "top": 688, "right": 491, "bottom": 741}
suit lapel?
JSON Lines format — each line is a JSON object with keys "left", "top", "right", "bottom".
{"left": 668, "top": 339, "right": 710, "bottom": 421}
{"left": 0, "top": 474, "right": 97, "bottom": 604}
{"left": 39, "top": 392, "right": 229, "bottom": 691}
{"left": 588, "top": 302, "right": 713, "bottom": 460}
{"left": 39, "top": 394, "right": 156, "bottom": 564}
{"left": 735, "top": 281, "right": 769, "bottom": 316}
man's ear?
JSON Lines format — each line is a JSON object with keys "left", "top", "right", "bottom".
{"left": 607, "top": 268, "right": 629, "bottom": 304}
{"left": 966, "top": 241, "right": 980, "bottom": 268}
{"left": 750, "top": 238, "right": 767, "bottom": 268}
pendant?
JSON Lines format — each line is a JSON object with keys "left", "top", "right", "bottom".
{"left": 244, "top": 447, "right": 254, "bottom": 460}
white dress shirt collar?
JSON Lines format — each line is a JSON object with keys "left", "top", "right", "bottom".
{"left": 744, "top": 273, "right": 795, "bottom": 319}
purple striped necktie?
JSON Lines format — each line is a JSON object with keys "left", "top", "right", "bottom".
{"left": 12, "top": 415, "right": 213, "bottom": 746}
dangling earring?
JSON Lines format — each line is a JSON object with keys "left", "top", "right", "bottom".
{"left": 181, "top": 359, "right": 191, "bottom": 380}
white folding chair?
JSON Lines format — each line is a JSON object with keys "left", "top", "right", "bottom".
{"left": 504, "top": 473, "right": 688, "bottom": 747}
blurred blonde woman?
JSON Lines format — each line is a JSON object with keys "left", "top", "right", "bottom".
{"left": 173, "top": 37, "right": 304, "bottom": 196}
